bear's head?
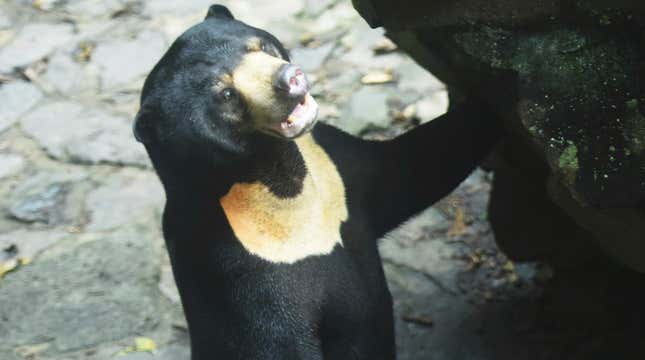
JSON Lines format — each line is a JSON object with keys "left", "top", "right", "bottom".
{"left": 134, "top": 5, "right": 319, "bottom": 169}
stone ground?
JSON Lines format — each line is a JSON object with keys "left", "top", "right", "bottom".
{"left": 1, "top": 1, "right": 644, "bottom": 360}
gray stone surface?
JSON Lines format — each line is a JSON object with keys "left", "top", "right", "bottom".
{"left": 85, "top": 169, "right": 164, "bottom": 232}
{"left": 0, "top": 154, "right": 25, "bottom": 179}
{"left": 92, "top": 30, "right": 167, "bottom": 89}
{"left": 43, "top": 51, "right": 100, "bottom": 96}
{"left": 0, "top": 80, "right": 43, "bottom": 133}
{"left": 340, "top": 86, "right": 391, "bottom": 134}
{"left": 0, "top": 229, "right": 68, "bottom": 263}
{"left": 290, "top": 42, "right": 336, "bottom": 73}
{"left": 0, "top": 12, "right": 12, "bottom": 29}
{"left": 63, "top": 0, "right": 136, "bottom": 19}
{"left": 8, "top": 171, "right": 88, "bottom": 225}
{"left": 0, "top": 23, "right": 75, "bottom": 73}
{"left": 0, "top": 226, "right": 162, "bottom": 354}
{"left": 381, "top": 208, "right": 462, "bottom": 293}
{"left": 21, "top": 101, "right": 150, "bottom": 167}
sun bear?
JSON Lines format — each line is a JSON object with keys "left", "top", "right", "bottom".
{"left": 134, "top": 4, "right": 501, "bottom": 359}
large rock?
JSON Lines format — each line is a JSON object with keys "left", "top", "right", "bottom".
{"left": 21, "top": 101, "right": 150, "bottom": 167}
{"left": 352, "top": 0, "right": 645, "bottom": 272}
{"left": 0, "top": 23, "right": 75, "bottom": 73}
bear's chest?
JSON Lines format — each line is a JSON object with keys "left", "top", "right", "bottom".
{"left": 219, "top": 135, "right": 348, "bottom": 264}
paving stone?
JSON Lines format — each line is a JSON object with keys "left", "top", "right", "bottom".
{"left": 42, "top": 51, "right": 100, "bottom": 96}
{"left": 144, "top": 0, "right": 215, "bottom": 16}
{"left": 85, "top": 169, "right": 164, "bottom": 232}
{"left": 0, "top": 229, "right": 68, "bottom": 264}
{"left": 225, "top": 0, "right": 305, "bottom": 29}
{"left": 0, "top": 226, "right": 162, "bottom": 353}
{"left": 0, "top": 154, "right": 25, "bottom": 179}
{"left": 21, "top": 101, "right": 150, "bottom": 167}
{"left": 92, "top": 30, "right": 167, "bottom": 89}
{"left": 155, "top": 344, "right": 190, "bottom": 360}
{"left": 63, "top": 0, "right": 137, "bottom": 19}
{"left": 0, "top": 23, "right": 75, "bottom": 73}
{"left": 340, "top": 23, "right": 405, "bottom": 69}
{"left": 290, "top": 42, "right": 335, "bottom": 73}
{"left": 158, "top": 260, "right": 180, "bottom": 304}
{"left": 306, "top": 1, "right": 358, "bottom": 35}
{"left": 8, "top": 171, "right": 88, "bottom": 225}
{"left": 397, "top": 59, "right": 445, "bottom": 94}
{"left": 415, "top": 91, "right": 449, "bottom": 123}
{"left": 304, "top": 0, "right": 338, "bottom": 16}
{"left": 380, "top": 207, "right": 463, "bottom": 294}
{"left": 339, "top": 86, "right": 391, "bottom": 134}
{"left": 0, "top": 12, "right": 12, "bottom": 29}
{"left": 115, "top": 353, "right": 155, "bottom": 360}
{"left": 0, "top": 81, "right": 43, "bottom": 133}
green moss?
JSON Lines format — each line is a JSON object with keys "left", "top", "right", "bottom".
{"left": 623, "top": 99, "right": 645, "bottom": 155}
{"left": 559, "top": 142, "right": 579, "bottom": 185}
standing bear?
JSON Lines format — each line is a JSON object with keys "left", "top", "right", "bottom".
{"left": 134, "top": 4, "right": 501, "bottom": 359}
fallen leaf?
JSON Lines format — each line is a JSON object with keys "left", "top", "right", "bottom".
{"left": 361, "top": 71, "right": 395, "bottom": 85}
{"left": 15, "top": 343, "right": 50, "bottom": 358}
{"left": 509, "top": 273, "right": 520, "bottom": 284}
{"left": 372, "top": 38, "right": 397, "bottom": 54}
{"left": 32, "top": 0, "right": 56, "bottom": 10}
{"left": 393, "top": 104, "right": 417, "bottom": 122}
{"left": 115, "top": 337, "right": 156, "bottom": 356}
{"left": 135, "top": 337, "right": 156, "bottom": 352}
{"left": 299, "top": 33, "right": 316, "bottom": 47}
{"left": 447, "top": 206, "right": 467, "bottom": 237}
{"left": 502, "top": 261, "right": 515, "bottom": 272}
{"left": 75, "top": 42, "right": 95, "bottom": 62}
{"left": 402, "top": 314, "right": 434, "bottom": 327}
{"left": 0, "top": 258, "right": 18, "bottom": 278}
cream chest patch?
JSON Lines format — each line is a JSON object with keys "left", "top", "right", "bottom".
{"left": 219, "top": 135, "right": 348, "bottom": 264}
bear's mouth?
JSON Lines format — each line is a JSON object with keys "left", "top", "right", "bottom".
{"left": 269, "top": 93, "right": 319, "bottom": 139}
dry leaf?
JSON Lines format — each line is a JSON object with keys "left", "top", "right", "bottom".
{"left": 135, "top": 337, "right": 156, "bottom": 352}
{"left": 402, "top": 314, "right": 434, "bottom": 327}
{"left": 447, "top": 206, "right": 467, "bottom": 237}
{"left": 15, "top": 343, "right": 50, "bottom": 357}
{"left": 32, "top": 0, "right": 56, "bottom": 10}
{"left": 75, "top": 42, "right": 95, "bottom": 62}
{"left": 502, "top": 261, "right": 515, "bottom": 272}
{"left": 0, "top": 258, "right": 18, "bottom": 278}
{"left": 115, "top": 337, "right": 156, "bottom": 356}
{"left": 361, "top": 71, "right": 395, "bottom": 85}
{"left": 372, "top": 38, "right": 397, "bottom": 54}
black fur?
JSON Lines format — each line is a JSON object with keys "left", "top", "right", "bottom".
{"left": 135, "top": 5, "right": 502, "bottom": 359}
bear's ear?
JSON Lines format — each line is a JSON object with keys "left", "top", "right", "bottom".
{"left": 205, "top": 5, "right": 234, "bottom": 20}
{"left": 133, "top": 106, "right": 158, "bottom": 144}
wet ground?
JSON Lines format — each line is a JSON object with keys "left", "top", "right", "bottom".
{"left": 1, "top": 1, "right": 644, "bottom": 359}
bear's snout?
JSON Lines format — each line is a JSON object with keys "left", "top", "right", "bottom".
{"left": 272, "top": 64, "right": 310, "bottom": 101}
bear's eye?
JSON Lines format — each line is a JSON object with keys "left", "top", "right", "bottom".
{"left": 220, "top": 88, "right": 238, "bottom": 101}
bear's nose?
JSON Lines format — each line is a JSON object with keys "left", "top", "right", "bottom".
{"left": 273, "top": 64, "right": 310, "bottom": 98}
